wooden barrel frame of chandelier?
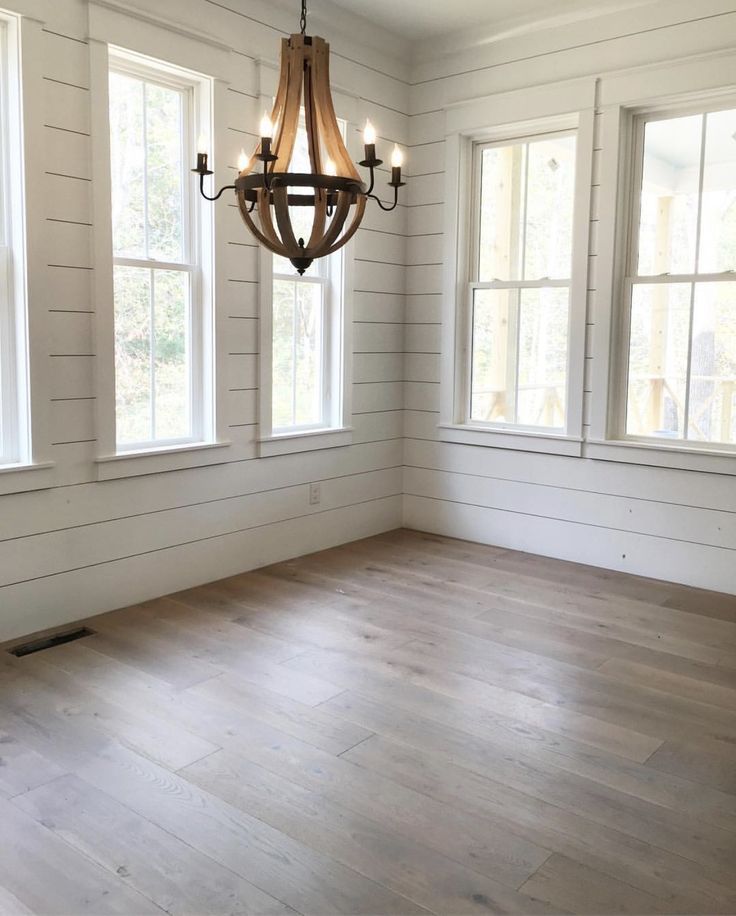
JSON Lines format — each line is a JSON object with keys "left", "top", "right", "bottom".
{"left": 235, "top": 172, "right": 367, "bottom": 261}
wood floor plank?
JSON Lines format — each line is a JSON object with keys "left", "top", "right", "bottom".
{"left": 319, "top": 688, "right": 736, "bottom": 834}
{"left": 337, "top": 726, "right": 736, "bottom": 912}
{"left": 282, "top": 643, "right": 665, "bottom": 762}
{"left": 0, "top": 796, "right": 164, "bottom": 915}
{"left": 0, "top": 729, "right": 66, "bottom": 799}
{"left": 518, "top": 854, "right": 671, "bottom": 915}
{"left": 182, "top": 747, "right": 561, "bottom": 915}
{"left": 74, "top": 743, "right": 431, "bottom": 916}
{"left": 2, "top": 528, "right": 735, "bottom": 915}
{"left": 13, "top": 774, "right": 296, "bottom": 916}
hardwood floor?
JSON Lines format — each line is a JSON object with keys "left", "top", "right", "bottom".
{"left": 1, "top": 528, "right": 736, "bottom": 915}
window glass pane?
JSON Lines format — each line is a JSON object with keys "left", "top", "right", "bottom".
{"left": 153, "top": 270, "right": 190, "bottom": 440}
{"left": 637, "top": 115, "right": 701, "bottom": 276}
{"left": 478, "top": 146, "right": 524, "bottom": 282}
{"left": 516, "top": 287, "right": 568, "bottom": 428}
{"left": 477, "top": 134, "right": 575, "bottom": 282}
{"left": 114, "top": 265, "right": 152, "bottom": 444}
{"left": 698, "top": 108, "right": 736, "bottom": 274}
{"left": 114, "top": 265, "right": 191, "bottom": 445}
{"left": 272, "top": 278, "right": 323, "bottom": 429}
{"left": 523, "top": 136, "right": 576, "bottom": 281}
{"left": 146, "top": 83, "right": 185, "bottom": 262}
{"left": 109, "top": 72, "right": 185, "bottom": 262}
{"left": 626, "top": 282, "right": 690, "bottom": 438}
{"left": 470, "top": 288, "right": 513, "bottom": 423}
{"left": 109, "top": 72, "right": 146, "bottom": 258}
{"left": 688, "top": 281, "right": 736, "bottom": 443}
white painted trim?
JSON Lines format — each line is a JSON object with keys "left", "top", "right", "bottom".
{"left": 89, "top": 38, "right": 117, "bottom": 459}
{"left": 87, "top": 0, "right": 234, "bottom": 81}
{"left": 91, "top": 37, "right": 228, "bottom": 474}
{"left": 258, "top": 427, "right": 353, "bottom": 458}
{"left": 17, "top": 15, "right": 50, "bottom": 469}
{"left": 440, "top": 109, "right": 590, "bottom": 454}
{"left": 437, "top": 423, "right": 583, "bottom": 456}
{"left": 95, "top": 439, "right": 233, "bottom": 481}
{"left": 584, "top": 439, "right": 736, "bottom": 476}
{"left": 0, "top": 459, "right": 54, "bottom": 495}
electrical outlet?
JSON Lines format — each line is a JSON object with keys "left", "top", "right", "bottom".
{"left": 308, "top": 482, "right": 321, "bottom": 505}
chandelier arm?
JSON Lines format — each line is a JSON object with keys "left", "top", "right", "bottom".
{"left": 367, "top": 185, "right": 400, "bottom": 212}
{"left": 363, "top": 163, "right": 377, "bottom": 197}
{"left": 197, "top": 174, "right": 237, "bottom": 202}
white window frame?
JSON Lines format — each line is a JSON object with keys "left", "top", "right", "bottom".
{"left": 91, "top": 40, "right": 229, "bottom": 479}
{"left": 617, "top": 100, "right": 736, "bottom": 448}
{"left": 0, "top": 10, "right": 51, "bottom": 494}
{"left": 108, "top": 51, "right": 207, "bottom": 452}
{"left": 588, "top": 89, "right": 736, "bottom": 476}
{"left": 439, "top": 111, "right": 593, "bottom": 457}
{"left": 257, "top": 108, "right": 354, "bottom": 458}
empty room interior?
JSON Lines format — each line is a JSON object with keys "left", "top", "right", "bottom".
{"left": 1, "top": 0, "right": 736, "bottom": 913}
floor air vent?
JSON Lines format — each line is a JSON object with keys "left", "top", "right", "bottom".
{"left": 8, "top": 627, "right": 95, "bottom": 658}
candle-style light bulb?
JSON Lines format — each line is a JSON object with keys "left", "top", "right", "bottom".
{"left": 260, "top": 112, "right": 274, "bottom": 139}
{"left": 195, "top": 133, "right": 209, "bottom": 173}
{"left": 237, "top": 148, "right": 248, "bottom": 172}
{"left": 325, "top": 158, "right": 337, "bottom": 177}
{"left": 390, "top": 144, "right": 404, "bottom": 187}
{"left": 362, "top": 119, "right": 378, "bottom": 165}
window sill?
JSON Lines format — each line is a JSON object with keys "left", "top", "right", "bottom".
{"left": 437, "top": 423, "right": 583, "bottom": 457}
{"left": 95, "top": 440, "right": 232, "bottom": 480}
{"left": 585, "top": 438, "right": 736, "bottom": 475}
{"left": 258, "top": 426, "right": 353, "bottom": 458}
{"left": 0, "top": 460, "right": 55, "bottom": 496}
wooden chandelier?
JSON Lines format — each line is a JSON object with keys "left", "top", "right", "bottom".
{"left": 192, "top": 1, "right": 406, "bottom": 274}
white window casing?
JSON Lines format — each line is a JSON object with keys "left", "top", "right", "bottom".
{"left": 439, "top": 107, "right": 594, "bottom": 457}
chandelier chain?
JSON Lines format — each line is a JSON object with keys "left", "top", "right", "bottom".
{"left": 300, "top": 0, "right": 307, "bottom": 34}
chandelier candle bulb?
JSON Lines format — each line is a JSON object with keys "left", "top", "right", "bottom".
{"left": 259, "top": 112, "right": 274, "bottom": 159}
{"left": 363, "top": 119, "right": 377, "bottom": 163}
{"left": 196, "top": 133, "right": 208, "bottom": 173}
{"left": 237, "top": 149, "right": 248, "bottom": 172}
{"left": 390, "top": 144, "right": 403, "bottom": 185}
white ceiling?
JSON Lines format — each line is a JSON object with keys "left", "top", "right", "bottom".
{"left": 328, "top": 0, "right": 657, "bottom": 41}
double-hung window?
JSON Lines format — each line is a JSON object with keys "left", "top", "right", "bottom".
{"left": 108, "top": 50, "right": 212, "bottom": 452}
{"left": 261, "top": 116, "right": 348, "bottom": 445}
{"left": 0, "top": 14, "right": 28, "bottom": 467}
{"left": 622, "top": 104, "right": 736, "bottom": 448}
{"left": 466, "top": 131, "right": 577, "bottom": 431}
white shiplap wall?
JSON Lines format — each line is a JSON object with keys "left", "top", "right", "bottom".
{"left": 0, "top": 0, "right": 409, "bottom": 642}
{"left": 403, "top": 0, "right": 736, "bottom": 595}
